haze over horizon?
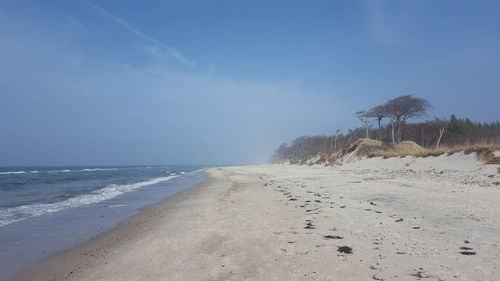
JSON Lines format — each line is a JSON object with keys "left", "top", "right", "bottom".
{"left": 1, "top": 0, "right": 499, "bottom": 166}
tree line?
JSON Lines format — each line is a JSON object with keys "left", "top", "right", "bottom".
{"left": 356, "top": 94, "right": 432, "bottom": 143}
{"left": 270, "top": 95, "right": 500, "bottom": 163}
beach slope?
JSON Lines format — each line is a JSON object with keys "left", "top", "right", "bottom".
{"left": 10, "top": 161, "right": 500, "bottom": 281}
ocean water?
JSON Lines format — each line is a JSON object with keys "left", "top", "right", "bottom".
{"left": 0, "top": 165, "right": 207, "bottom": 280}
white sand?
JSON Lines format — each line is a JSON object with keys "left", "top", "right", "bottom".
{"left": 10, "top": 155, "right": 500, "bottom": 281}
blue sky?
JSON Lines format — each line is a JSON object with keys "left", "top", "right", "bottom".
{"left": 0, "top": 0, "right": 499, "bottom": 165}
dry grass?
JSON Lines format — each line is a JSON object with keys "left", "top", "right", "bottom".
{"left": 417, "top": 144, "right": 500, "bottom": 164}
{"left": 372, "top": 141, "right": 427, "bottom": 158}
{"left": 334, "top": 139, "right": 500, "bottom": 164}
{"left": 341, "top": 138, "right": 426, "bottom": 159}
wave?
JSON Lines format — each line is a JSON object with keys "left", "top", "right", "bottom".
{"left": 46, "top": 168, "right": 118, "bottom": 173}
{"left": 47, "top": 169, "right": 72, "bottom": 173}
{"left": 107, "top": 204, "right": 126, "bottom": 208}
{"left": 0, "top": 175, "right": 178, "bottom": 227}
{"left": 0, "top": 170, "right": 42, "bottom": 175}
{"left": 80, "top": 168, "right": 118, "bottom": 172}
{"left": 0, "top": 167, "right": 170, "bottom": 175}
{"left": 0, "top": 171, "right": 26, "bottom": 175}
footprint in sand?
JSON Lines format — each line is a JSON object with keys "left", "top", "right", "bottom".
{"left": 459, "top": 246, "right": 476, "bottom": 255}
{"left": 304, "top": 222, "right": 315, "bottom": 229}
{"left": 323, "top": 235, "right": 343, "bottom": 239}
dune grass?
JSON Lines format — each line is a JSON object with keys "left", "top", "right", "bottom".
{"left": 418, "top": 144, "right": 500, "bottom": 164}
{"left": 338, "top": 139, "right": 500, "bottom": 164}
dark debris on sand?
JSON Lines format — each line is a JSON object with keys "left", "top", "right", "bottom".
{"left": 337, "top": 246, "right": 353, "bottom": 254}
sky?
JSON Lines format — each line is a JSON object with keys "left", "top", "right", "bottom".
{"left": 0, "top": 0, "right": 499, "bottom": 166}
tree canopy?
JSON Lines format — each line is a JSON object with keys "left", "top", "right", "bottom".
{"left": 270, "top": 94, "right": 499, "bottom": 163}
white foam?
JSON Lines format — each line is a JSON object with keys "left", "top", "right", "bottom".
{"left": 0, "top": 175, "right": 178, "bottom": 227}
{"left": 191, "top": 168, "right": 207, "bottom": 173}
{"left": 47, "top": 169, "right": 72, "bottom": 173}
{"left": 80, "top": 168, "right": 118, "bottom": 172}
{"left": 1, "top": 168, "right": 120, "bottom": 175}
{"left": 107, "top": 204, "right": 126, "bottom": 208}
{"left": 44, "top": 168, "right": 118, "bottom": 173}
{"left": 0, "top": 171, "right": 26, "bottom": 175}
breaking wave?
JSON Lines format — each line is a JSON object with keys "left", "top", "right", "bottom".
{"left": 0, "top": 175, "right": 178, "bottom": 227}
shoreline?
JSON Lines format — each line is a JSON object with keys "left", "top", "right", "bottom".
{"left": 8, "top": 162, "right": 500, "bottom": 280}
{"left": 5, "top": 171, "right": 211, "bottom": 281}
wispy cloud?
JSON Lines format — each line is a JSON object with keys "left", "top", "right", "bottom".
{"left": 85, "top": 0, "right": 194, "bottom": 67}
{"left": 361, "top": 0, "right": 396, "bottom": 46}
{"left": 360, "top": 0, "right": 415, "bottom": 47}
{"left": 64, "top": 15, "right": 87, "bottom": 36}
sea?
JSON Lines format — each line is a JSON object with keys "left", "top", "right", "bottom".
{"left": 0, "top": 165, "right": 207, "bottom": 280}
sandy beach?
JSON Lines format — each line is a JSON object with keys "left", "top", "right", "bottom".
{"left": 10, "top": 156, "right": 500, "bottom": 281}
{"left": 3, "top": 2, "right": 500, "bottom": 280}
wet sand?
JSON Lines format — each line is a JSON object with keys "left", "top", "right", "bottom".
{"left": 9, "top": 160, "right": 500, "bottom": 281}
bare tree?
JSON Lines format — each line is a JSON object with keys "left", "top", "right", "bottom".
{"left": 366, "top": 104, "right": 388, "bottom": 140}
{"left": 384, "top": 95, "right": 432, "bottom": 143}
{"left": 334, "top": 129, "right": 341, "bottom": 150}
{"left": 356, "top": 110, "right": 371, "bottom": 139}
{"left": 329, "top": 129, "right": 341, "bottom": 152}
{"left": 436, "top": 128, "right": 445, "bottom": 149}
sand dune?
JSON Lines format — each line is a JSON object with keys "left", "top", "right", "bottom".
{"left": 10, "top": 154, "right": 500, "bottom": 281}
